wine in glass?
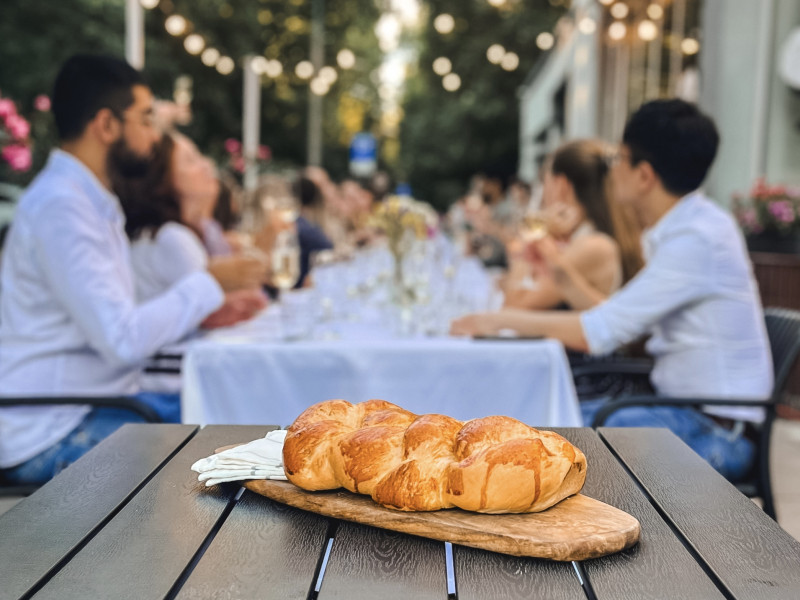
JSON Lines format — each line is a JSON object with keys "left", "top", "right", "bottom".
{"left": 271, "top": 231, "right": 300, "bottom": 292}
{"left": 520, "top": 212, "right": 549, "bottom": 243}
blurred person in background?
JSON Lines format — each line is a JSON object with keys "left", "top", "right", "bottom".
{"left": 340, "top": 178, "right": 376, "bottom": 247}
{"left": 0, "top": 55, "right": 227, "bottom": 484}
{"left": 452, "top": 99, "right": 771, "bottom": 482}
{"left": 115, "top": 132, "right": 268, "bottom": 328}
{"left": 305, "top": 166, "right": 350, "bottom": 250}
{"left": 293, "top": 174, "right": 333, "bottom": 287}
{"left": 501, "top": 139, "right": 643, "bottom": 311}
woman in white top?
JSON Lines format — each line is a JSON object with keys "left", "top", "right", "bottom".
{"left": 502, "top": 139, "right": 642, "bottom": 311}
{"left": 116, "top": 133, "right": 268, "bottom": 327}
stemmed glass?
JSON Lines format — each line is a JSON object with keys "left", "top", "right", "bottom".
{"left": 271, "top": 230, "right": 300, "bottom": 293}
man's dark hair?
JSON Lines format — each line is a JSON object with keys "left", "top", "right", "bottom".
{"left": 622, "top": 99, "right": 719, "bottom": 196}
{"left": 293, "top": 176, "right": 322, "bottom": 208}
{"left": 52, "top": 54, "right": 147, "bottom": 141}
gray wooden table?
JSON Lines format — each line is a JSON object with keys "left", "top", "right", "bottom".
{"left": 1, "top": 424, "right": 799, "bottom": 599}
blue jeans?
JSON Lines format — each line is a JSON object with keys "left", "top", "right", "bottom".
{"left": 0, "top": 392, "right": 180, "bottom": 485}
{"left": 581, "top": 399, "right": 755, "bottom": 482}
{"left": 0, "top": 407, "right": 147, "bottom": 485}
{"left": 135, "top": 391, "right": 181, "bottom": 423}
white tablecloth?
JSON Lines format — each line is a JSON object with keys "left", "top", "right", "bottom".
{"left": 181, "top": 337, "right": 581, "bottom": 428}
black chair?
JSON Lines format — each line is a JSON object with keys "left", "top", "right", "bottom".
{"left": 0, "top": 396, "right": 163, "bottom": 497}
{"left": 572, "top": 307, "right": 800, "bottom": 520}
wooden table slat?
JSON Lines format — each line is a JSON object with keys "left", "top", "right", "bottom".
{"left": 452, "top": 545, "right": 585, "bottom": 600}
{"left": 29, "top": 425, "right": 271, "bottom": 600}
{"left": 600, "top": 427, "right": 800, "bottom": 600}
{"left": 552, "top": 428, "right": 726, "bottom": 600}
{"left": 317, "top": 521, "right": 447, "bottom": 600}
{"left": 176, "top": 490, "right": 331, "bottom": 599}
{"left": 0, "top": 423, "right": 197, "bottom": 600}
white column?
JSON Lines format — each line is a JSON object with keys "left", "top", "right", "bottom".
{"left": 243, "top": 56, "right": 262, "bottom": 194}
{"left": 612, "top": 42, "right": 630, "bottom": 139}
{"left": 307, "top": 0, "right": 325, "bottom": 166}
{"left": 750, "top": 0, "right": 776, "bottom": 180}
{"left": 668, "top": 0, "right": 686, "bottom": 94}
{"left": 645, "top": 26, "right": 663, "bottom": 100}
{"left": 629, "top": 34, "right": 646, "bottom": 111}
{"left": 125, "top": 0, "right": 145, "bottom": 70}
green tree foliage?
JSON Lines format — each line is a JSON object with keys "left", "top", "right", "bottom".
{"left": 399, "top": 0, "right": 563, "bottom": 211}
{"left": 0, "top": 0, "right": 383, "bottom": 183}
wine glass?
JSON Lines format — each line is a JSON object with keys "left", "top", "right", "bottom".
{"left": 519, "top": 211, "right": 549, "bottom": 243}
{"left": 271, "top": 231, "right": 300, "bottom": 293}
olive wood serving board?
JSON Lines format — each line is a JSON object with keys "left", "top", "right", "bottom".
{"left": 244, "top": 479, "right": 640, "bottom": 561}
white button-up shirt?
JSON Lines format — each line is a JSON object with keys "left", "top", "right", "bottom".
{"left": 130, "top": 222, "right": 208, "bottom": 302}
{"left": 0, "top": 150, "right": 224, "bottom": 467}
{"left": 581, "top": 192, "right": 773, "bottom": 422}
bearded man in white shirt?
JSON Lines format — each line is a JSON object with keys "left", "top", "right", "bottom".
{"left": 452, "top": 99, "right": 772, "bottom": 482}
{"left": 0, "top": 55, "right": 255, "bottom": 485}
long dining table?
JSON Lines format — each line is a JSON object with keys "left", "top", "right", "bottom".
{"left": 180, "top": 334, "right": 582, "bottom": 428}
{"left": 2, "top": 423, "right": 799, "bottom": 599}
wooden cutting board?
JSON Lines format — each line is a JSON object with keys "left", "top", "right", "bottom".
{"left": 244, "top": 480, "right": 640, "bottom": 561}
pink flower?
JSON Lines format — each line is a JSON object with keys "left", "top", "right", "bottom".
{"left": 2, "top": 144, "right": 33, "bottom": 172}
{"left": 257, "top": 144, "right": 271, "bottom": 161}
{"left": 0, "top": 98, "right": 16, "bottom": 120}
{"left": 224, "top": 138, "right": 242, "bottom": 154}
{"left": 5, "top": 114, "right": 30, "bottom": 140}
{"left": 739, "top": 208, "right": 758, "bottom": 229}
{"left": 34, "top": 94, "right": 51, "bottom": 112}
{"left": 767, "top": 200, "right": 794, "bottom": 223}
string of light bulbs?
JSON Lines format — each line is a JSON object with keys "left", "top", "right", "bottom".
{"left": 137, "top": 0, "right": 356, "bottom": 94}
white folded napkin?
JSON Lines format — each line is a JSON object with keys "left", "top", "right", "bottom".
{"left": 191, "top": 429, "right": 289, "bottom": 486}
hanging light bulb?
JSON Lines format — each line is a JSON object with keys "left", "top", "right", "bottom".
{"left": 486, "top": 44, "right": 505, "bottom": 64}
{"left": 337, "top": 49, "right": 355, "bottom": 69}
{"left": 264, "top": 60, "right": 283, "bottom": 78}
{"left": 638, "top": 20, "right": 658, "bottom": 42}
{"left": 201, "top": 48, "right": 220, "bottom": 67}
{"left": 433, "top": 14, "right": 455, "bottom": 34}
{"left": 578, "top": 17, "right": 597, "bottom": 35}
{"left": 295, "top": 61, "right": 314, "bottom": 79}
{"left": 183, "top": 34, "right": 205, "bottom": 55}
{"left": 608, "top": 21, "right": 627, "bottom": 42}
{"left": 536, "top": 32, "right": 555, "bottom": 50}
{"left": 442, "top": 73, "right": 461, "bottom": 91}
{"left": 501, "top": 52, "right": 519, "bottom": 71}
{"left": 310, "top": 77, "right": 330, "bottom": 95}
{"left": 139, "top": 0, "right": 160, "bottom": 9}
{"left": 319, "top": 66, "right": 338, "bottom": 84}
{"left": 681, "top": 38, "right": 700, "bottom": 55}
{"left": 432, "top": 57, "right": 452, "bottom": 75}
{"left": 647, "top": 4, "right": 664, "bottom": 20}
{"left": 251, "top": 56, "right": 269, "bottom": 74}
{"left": 165, "top": 15, "right": 188, "bottom": 36}
{"left": 610, "top": 2, "right": 629, "bottom": 20}
{"left": 216, "top": 56, "right": 235, "bottom": 75}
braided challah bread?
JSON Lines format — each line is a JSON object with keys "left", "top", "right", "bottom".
{"left": 283, "top": 399, "right": 587, "bottom": 513}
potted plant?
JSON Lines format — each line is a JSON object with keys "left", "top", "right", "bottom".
{"left": 733, "top": 179, "right": 800, "bottom": 254}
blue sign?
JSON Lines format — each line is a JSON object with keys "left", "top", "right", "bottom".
{"left": 349, "top": 132, "right": 377, "bottom": 177}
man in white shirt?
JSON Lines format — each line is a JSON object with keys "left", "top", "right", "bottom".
{"left": 452, "top": 99, "right": 772, "bottom": 481}
{"left": 0, "top": 55, "right": 227, "bottom": 484}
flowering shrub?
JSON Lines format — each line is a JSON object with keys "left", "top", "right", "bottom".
{"left": 733, "top": 179, "right": 800, "bottom": 236}
{"left": 0, "top": 95, "right": 33, "bottom": 173}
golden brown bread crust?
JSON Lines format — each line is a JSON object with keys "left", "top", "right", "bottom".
{"left": 283, "top": 399, "right": 586, "bottom": 513}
